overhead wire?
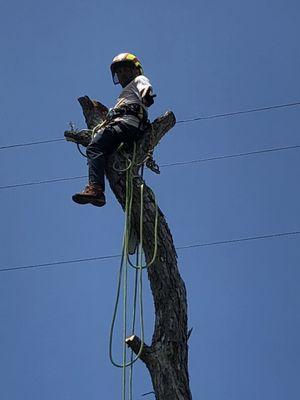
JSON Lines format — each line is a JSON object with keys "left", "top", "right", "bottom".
{"left": 176, "top": 101, "right": 300, "bottom": 123}
{"left": 0, "top": 100, "right": 299, "bottom": 150}
{"left": 1, "top": 144, "right": 299, "bottom": 190}
{"left": 1, "top": 100, "right": 299, "bottom": 393}
{"left": 0, "top": 138, "right": 64, "bottom": 150}
{"left": 0, "top": 254, "right": 120, "bottom": 272}
{"left": 1, "top": 230, "right": 299, "bottom": 273}
{"left": 0, "top": 175, "right": 86, "bottom": 190}
{"left": 176, "top": 230, "right": 300, "bottom": 250}
{"left": 161, "top": 143, "right": 300, "bottom": 167}
{"left": 0, "top": 103, "right": 299, "bottom": 272}
{"left": 1, "top": 99, "right": 298, "bottom": 400}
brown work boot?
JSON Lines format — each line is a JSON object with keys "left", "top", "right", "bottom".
{"left": 72, "top": 183, "right": 106, "bottom": 207}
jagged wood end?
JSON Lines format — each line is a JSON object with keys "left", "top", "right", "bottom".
{"left": 78, "top": 96, "right": 108, "bottom": 129}
{"left": 150, "top": 111, "right": 176, "bottom": 147}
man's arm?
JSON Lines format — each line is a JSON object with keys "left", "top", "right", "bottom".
{"left": 141, "top": 86, "right": 156, "bottom": 107}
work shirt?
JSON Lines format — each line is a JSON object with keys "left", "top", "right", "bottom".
{"left": 112, "top": 75, "right": 153, "bottom": 128}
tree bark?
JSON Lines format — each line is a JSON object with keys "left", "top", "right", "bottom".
{"left": 65, "top": 96, "right": 193, "bottom": 400}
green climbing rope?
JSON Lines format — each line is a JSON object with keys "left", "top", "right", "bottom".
{"left": 126, "top": 193, "right": 158, "bottom": 270}
{"left": 109, "top": 142, "right": 159, "bottom": 400}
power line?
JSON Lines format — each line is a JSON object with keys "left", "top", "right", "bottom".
{"left": 0, "top": 138, "right": 64, "bottom": 150}
{"left": 161, "top": 144, "right": 300, "bottom": 168}
{"left": 176, "top": 101, "right": 300, "bottom": 123}
{"left": 0, "top": 254, "right": 120, "bottom": 272}
{"left": 1, "top": 230, "right": 299, "bottom": 273}
{"left": 176, "top": 230, "right": 300, "bottom": 250}
{"left": 1, "top": 100, "right": 299, "bottom": 150}
{"left": 0, "top": 175, "right": 86, "bottom": 190}
{"left": 1, "top": 144, "right": 299, "bottom": 190}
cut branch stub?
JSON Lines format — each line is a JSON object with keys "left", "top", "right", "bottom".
{"left": 125, "top": 335, "right": 151, "bottom": 364}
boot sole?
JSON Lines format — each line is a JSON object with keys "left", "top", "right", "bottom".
{"left": 72, "top": 194, "right": 106, "bottom": 207}
{"left": 90, "top": 200, "right": 106, "bottom": 207}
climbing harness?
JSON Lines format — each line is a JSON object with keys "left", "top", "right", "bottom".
{"left": 67, "top": 98, "right": 161, "bottom": 176}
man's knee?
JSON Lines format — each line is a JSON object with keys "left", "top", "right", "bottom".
{"left": 88, "top": 126, "right": 120, "bottom": 155}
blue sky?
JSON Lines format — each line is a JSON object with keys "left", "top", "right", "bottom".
{"left": 0, "top": 0, "right": 300, "bottom": 399}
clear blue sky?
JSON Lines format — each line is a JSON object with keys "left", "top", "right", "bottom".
{"left": 1, "top": 0, "right": 300, "bottom": 399}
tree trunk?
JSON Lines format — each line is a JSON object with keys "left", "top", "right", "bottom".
{"left": 65, "top": 96, "right": 193, "bottom": 400}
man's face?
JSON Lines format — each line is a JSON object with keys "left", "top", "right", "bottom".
{"left": 115, "top": 63, "right": 138, "bottom": 87}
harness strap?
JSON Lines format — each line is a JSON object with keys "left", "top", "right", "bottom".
{"left": 110, "top": 104, "right": 148, "bottom": 126}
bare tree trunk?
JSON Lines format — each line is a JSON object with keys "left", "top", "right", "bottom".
{"left": 65, "top": 97, "right": 193, "bottom": 400}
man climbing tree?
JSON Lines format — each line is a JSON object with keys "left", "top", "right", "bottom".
{"left": 72, "top": 53, "right": 156, "bottom": 207}
{"left": 65, "top": 56, "right": 192, "bottom": 399}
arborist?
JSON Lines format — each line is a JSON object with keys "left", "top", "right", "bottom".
{"left": 72, "top": 53, "right": 156, "bottom": 207}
